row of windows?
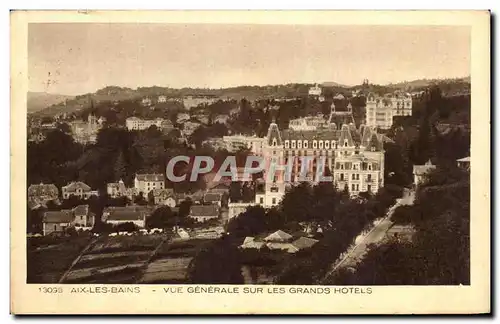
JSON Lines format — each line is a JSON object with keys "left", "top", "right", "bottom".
{"left": 337, "top": 173, "right": 374, "bottom": 181}
{"left": 284, "top": 139, "right": 349, "bottom": 150}
{"left": 338, "top": 163, "right": 374, "bottom": 171}
{"left": 351, "top": 184, "right": 375, "bottom": 192}
{"left": 258, "top": 197, "right": 278, "bottom": 205}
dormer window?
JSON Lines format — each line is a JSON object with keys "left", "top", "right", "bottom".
{"left": 344, "top": 139, "right": 348, "bottom": 147}
{"left": 368, "top": 163, "right": 372, "bottom": 171}
{"left": 371, "top": 146, "right": 376, "bottom": 152}
{"left": 303, "top": 141, "right": 308, "bottom": 149}
{"left": 272, "top": 138, "right": 277, "bottom": 146}
{"left": 313, "top": 140, "right": 318, "bottom": 149}
{"left": 285, "top": 140, "right": 290, "bottom": 149}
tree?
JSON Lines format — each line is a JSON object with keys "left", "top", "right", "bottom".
{"left": 134, "top": 192, "right": 148, "bottom": 206}
{"left": 114, "top": 150, "right": 127, "bottom": 182}
{"left": 60, "top": 196, "right": 82, "bottom": 210}
{"left": 146, "top": 206, "right": 174, "bottom": 229}
{"left": 147, "top": 190, "right": 155, "bottom": 206}
{"left": 229, "top": 182, "right": 243, "bottom": 202}
{"left": 56, "top": 122, "right": 71, "bottom": 134}
{"left": 226, "top": 205, "right": 267, "bottom": 238}
{"left": 27, "top": 206, "right": 44, "bottom": 234}
{"left": 113, "top": 222, "right": 139, "bottom": 233}
{"left": 384, "top": 142, "right": 412, "bottom": 187}
{"left": 279, "top": 182, "right": 313, "bottom": 223}
{"left": 178, "top": 198, "right": 193, "bottom": 218}
{"left": 188, "top": 236, "right": 244, "bottom": 284}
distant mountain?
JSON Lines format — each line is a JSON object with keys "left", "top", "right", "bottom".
{"left": 27, "top": 92, "right": 74, "bottom": 113}
{"left": 30, "top": 77, "right": 471, "bottom": 118}
{"left": 322, "top": 81, "right": 350, "bottom": 88}
{"left": 385, "top": 76, "right": 471, "bottom": 91}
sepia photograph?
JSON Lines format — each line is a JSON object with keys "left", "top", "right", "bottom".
{"left": 11, "top": 10, "right": 490, "bottom": 314}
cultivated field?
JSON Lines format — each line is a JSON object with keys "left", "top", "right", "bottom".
{"left": 61, "top": 234, "right": 167, "bottom": 284}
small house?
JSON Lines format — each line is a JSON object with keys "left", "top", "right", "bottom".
{"left": 188, "top": 205, "right": 220, "bottom": 223}
{"left": 42, "top": 210, "right": 74, "bottom": 236}
{"left": 62, "top": 181, "right": 99, "bottom": 199}
{"left": 102, "top": 206, "right": 153, "bottom": 228}
{"left": 413, "top": 160, "right": 436, "bottom": 186}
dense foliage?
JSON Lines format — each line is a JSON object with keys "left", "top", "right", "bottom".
{"left": 329, "top": 165, "right": 470, "bottom": 285}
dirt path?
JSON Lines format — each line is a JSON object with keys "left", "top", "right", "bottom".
{"left": 319, "top": 189, "right": 415, "bottom": 284}
{"left": 58, "top": 237, "right": 99, "bottom": 283}
{"left": 131, "top": 234, "right": 172, "bottom": 283}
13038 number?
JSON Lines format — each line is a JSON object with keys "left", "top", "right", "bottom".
{"left": 39, "top": 287, "right": 63, "bottom": 293}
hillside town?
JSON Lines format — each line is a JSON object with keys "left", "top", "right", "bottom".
{"left": 26, "top": 79, "right": 471, "bottom": 285}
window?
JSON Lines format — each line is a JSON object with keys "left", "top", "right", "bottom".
{"left": 371, "top": 147, "right": 376, "bottom": 152}
{"left": 298, "top": 140, "right": 302, "bottom": 149}
{"left": 292, "top": 140, "right": 296, "bottom": 149}
{"left": 325, "top": 141, "right": 330, "bottom": 149}
{"left": 367, "top": 185, "right": 372, "bottom": 192}
{"left": 356, "top": 174, "right": 360, "bottom": 180}
{"left": 340, "top": 174, "right": 344, "bottom": 181}
{"left": 340, "top": 163, "right": 344, "bottom": 170}
{"left": 313, "top": 140, "right": 318, "bottom": 149}
{"left": 344, "top": 139, "right": 348, "bottom": 146}
{"left": 356, "top": 184, "right": 359, "bottom": 191}
{"left": 272, "top": 198, "right": 276, "bottom": 205}
{"left": 352, "top": 184, "right": 355, "bottom": 191}
{"left": 53, "top": 225, "right": 57, "bottom": 231}
{"left": 333, "top": 141, "right": 337, "bottom": 149}
{"left": 272, "top": 138, "right": 277, "bottom": 146}
{"left": 285, "top": 140, "right": 290, "bottom": 148}
{"left": 259, "top": 197, "right": 264, "bottom": 204}
{"left": 352, "top": 174, "right": 356, "bottom": 180}
{"left": 353, "top": 164, "right": 358, "bottom": 170}
{"left": 304, "top": 141, "right": 308, "bottom": 149}
{"left": 319, "top": 140, "right": 324, "bottom": 149}
{"left": 368, "top": 163, "right": 372, "bottom": 170}
{"left": 367, "top": 174, "right": 372, "bottom": 182}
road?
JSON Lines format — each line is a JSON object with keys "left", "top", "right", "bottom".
{"left": 319, "top": 188, "right": 415, "bottom": 284}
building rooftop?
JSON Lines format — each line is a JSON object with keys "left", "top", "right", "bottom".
{"left": 189, "top": 205, "right": 220, "bottom": 218}
{"left": 291, "top": 237, "right": 319, "bottom": 250}
{"left": 72, "top": 204, "right": 90, "bottom": 217}
{"left": 136, "top": 174, "right": 164, "bottom": 182}
{"left": 203, "top": 192, "right": 223, "bottom": 203}
{"left": 63, "top": 181, "right": 92, "bottom": 192}
{"left": 103, "top": 206, "right": 152, "bottom": 221}
{"left": 457, "top": 156, "right": 471, "bottom": 162}
{"left": 43, "top": 210, "right": 74, "bottom": 223}
{"left": 264, "top": 230, "right": 293, "bottom": 242}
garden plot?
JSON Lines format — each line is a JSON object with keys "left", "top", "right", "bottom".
{"left": 61, "top": 234, "right": 167, "bottom": 283}
{"left": 27, "top": 237, "right": 93, "bottom": 283}
{"left": 87, "top": 234, "right": 165, "bottom": 254}
{"left": 138, "top": 257, "right": 193, "bottom": 283}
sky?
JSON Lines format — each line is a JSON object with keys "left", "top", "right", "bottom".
{"left": 28, "top": 23, "right": 470, "bottom": 96}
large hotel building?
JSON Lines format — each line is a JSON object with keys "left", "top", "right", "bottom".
{"left": 252, "top": 102, "right": 386, "bottom": 208}
{"left": 365, "top": 91, "right": 413, "bottom": 129}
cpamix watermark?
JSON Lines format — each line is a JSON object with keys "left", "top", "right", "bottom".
{"left": 166, "top": 155, "right": 334, "bottom": 183}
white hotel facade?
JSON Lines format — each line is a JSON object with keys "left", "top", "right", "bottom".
{"left": 365, "top": 92, "right": 412, "bottom": 129}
